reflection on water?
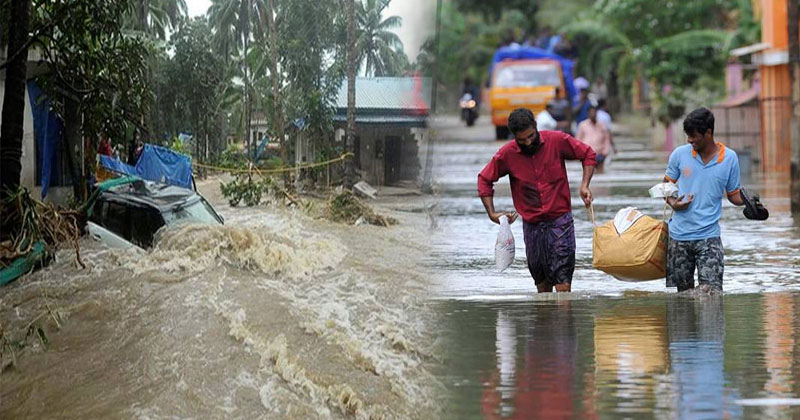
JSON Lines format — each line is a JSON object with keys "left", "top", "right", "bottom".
{"left": 429, "top": 117, "right": 800, "bottom": 418}
{"left": 439, "top": 294, "right": 800, "bottom": 419}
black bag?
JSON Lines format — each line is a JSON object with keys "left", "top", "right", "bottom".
{"left": 740, "top": 188, "right": 769, "bottom": 221}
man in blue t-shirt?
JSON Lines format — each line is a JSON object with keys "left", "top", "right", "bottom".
{"left": 662, "top": 108, "right": 745, "bottom": 292}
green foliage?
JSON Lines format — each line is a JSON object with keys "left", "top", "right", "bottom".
{"left": 215, "top": 144, "right": 249, "bottom": 169}
{"left": 151, "top": 17, "right": 226, "bottom": 158}
{"left": 29, "top": 0, "right": 151, "bottom": 150}
{"left": 418, "top": 5, "right": 530, "bottom": 86}
{"left": 535, "top": 0, "right": 594, "bottom": 30}
{"left": 452, "top": 0, "right": 539, "bottom": 31}
{"left": 560, "top": 0, "right": 749, "bottom": 124}
{"left": 122, "top": 0, "right": 188, "bottom": 40}
{"left": 354, "top": 0, "right": 410, "bottom": 77}
{"left": 220, "top": 173, "right": 273, "bottom": 207}
{"left": 169, "top": 137, "right": 190, "bottom": 155}
{"left": 430, "top": 0, "right": 759, "bottom": 123}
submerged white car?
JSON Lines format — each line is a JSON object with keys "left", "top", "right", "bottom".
{"left": 84, "top": 177, "right": 224, "bottom": 249}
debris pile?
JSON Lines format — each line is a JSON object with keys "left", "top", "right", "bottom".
{"left": 325, "top": 190, "right": 397, "bottom": 227}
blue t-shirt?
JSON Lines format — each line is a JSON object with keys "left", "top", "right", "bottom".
{"left": 665, "top": 143, "right": 741, "bottom": 241}
{"left": 574, "top": 100, "right": 591, "bottom": 125}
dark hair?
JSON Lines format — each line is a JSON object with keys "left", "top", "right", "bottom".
{"left": 597, "top": 98, "right": 607, "bottom": 109}
{"left": 508, "top": 108, "right": 536, "bottom": 134}
{"left": 683, "top": 107, "right": 714, "bottom": 136}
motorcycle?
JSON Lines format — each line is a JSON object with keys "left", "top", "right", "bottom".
{"left": 459, "top": 93, "right": 478, "bottom": 127}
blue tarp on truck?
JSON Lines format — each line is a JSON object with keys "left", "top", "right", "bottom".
{"left": 100, "top": 144, "right": 193, "bottom": 189}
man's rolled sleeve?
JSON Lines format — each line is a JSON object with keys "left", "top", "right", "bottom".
{"left": 561, "top": 132, "right": 597, "bottom": 166}
{"left": 665, "top": 150, "right": 680, "bottom": 183}
{"left": 726, "top": 154, "right": 742, "bottom": 196}
{"left": 477, "top": 153, "right": 506, "bottom": 197}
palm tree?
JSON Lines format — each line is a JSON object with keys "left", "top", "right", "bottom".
{"left": 355, "top": 0, "right": 407, "bottom": 77}
{"left": 125, "top": 0, "right": 188, "bottom": 40}
{"left": 207, "top": 0, "right": 267, "bottom": 158}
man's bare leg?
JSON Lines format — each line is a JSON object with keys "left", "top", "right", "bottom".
{"left": 554, "top": 283, "right": 571, "bottom": 292}
{"left": 536, "top": 282, "right": 554, "bottom": 293}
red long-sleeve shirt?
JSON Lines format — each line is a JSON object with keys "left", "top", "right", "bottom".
{"left": 477, "top": 130, "right": 597, "bottom": 223}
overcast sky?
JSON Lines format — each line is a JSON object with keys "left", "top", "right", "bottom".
{"left": 185, "top": 0, "right": 434, "bottom": 60}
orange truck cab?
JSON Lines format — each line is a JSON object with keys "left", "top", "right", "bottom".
{"left": 489, "top": 58, "right": 567, "bottom": 140}
{"left": 486, "top": 45, "right": 576, "bottom": 140}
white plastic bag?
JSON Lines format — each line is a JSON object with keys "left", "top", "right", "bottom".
{"left": 613, "top": 207, "right": 645, "bottom": 235}
{"left": 648, "top": 182, "right": 678, "bottom": 199}
{"left": 495, "top": 216, "right": 515, "bottom": 272}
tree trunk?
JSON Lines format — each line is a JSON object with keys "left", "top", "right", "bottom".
{"left": 266, "top": 0, "right": 287, "bottom": 186}
{"left": 608, "top": 69, "right": 620, "bottom": 115}
{"left": 0, "top": 0, "right": 32, "bottom": 197}
{"left": 344, "top": 0, "right": 357, "bottom": 188}
{"left": 63, "top": 98, "right": 85, "bottom": 201}
{"left": 421, "top": 0, "right": 442, "bottom": 193}
{"left": 243, "top": 0, "right": 251, "bottom": 161}
{"left": 789, "top": 0, "right": 800, "bottom": 214}
{"left": 140, "top": 0, "right": 149, "bottom": 32}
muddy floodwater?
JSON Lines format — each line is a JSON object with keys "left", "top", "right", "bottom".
{"left": 429, "top": 116, "right": 800, "bottom": 419}
{"left": 1, "top": 180, "right": 443, "bottom": 419}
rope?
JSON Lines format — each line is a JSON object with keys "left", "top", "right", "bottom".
{"left": 192, "top": 152, "right": 354, "bottom": 175}
{"left": 588, "top": 202, "right": 596, "bottom": 226}
{"left": 662, "top": 201, "right": 672, "bottom": 222}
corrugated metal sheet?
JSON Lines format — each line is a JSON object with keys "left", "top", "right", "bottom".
{"left": 335, "top": 77, "right": 431, "bottom": 111}
{"left": 332, "top": 113, "right": 428, "bottom": 127}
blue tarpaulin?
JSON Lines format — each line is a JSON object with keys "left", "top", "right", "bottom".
{"left": 488, "top": 46, "right": 577, "bottom": 102}
{"left": 253, "top": 136, "right": 270, "bottom": 162}
{"left": 26, "top": 80, "right": 63, "bottom": 199}
{"left": 100, "top": 144, "right": 193, "bottom": 189}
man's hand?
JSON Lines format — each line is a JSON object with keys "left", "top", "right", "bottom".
{"left": 580, "top": 185, "right": 593, "bottom": 207}
{"left": 489, "top": 211, "right": 518, "bottom": 225}
{"left": 667, "top": 194, "right": 694, "bottom": 211}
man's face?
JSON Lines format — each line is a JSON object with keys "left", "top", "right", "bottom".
{"left": 687, "top": 129, "right": 713, "bottom": 151}
{"left": 514, "top": 126, "right": 541, "bottom": 155}
{"left": 589, "top": 108, "right": 597, "bottom": 121}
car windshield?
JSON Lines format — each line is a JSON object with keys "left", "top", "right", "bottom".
{"left": 162, "top": 199, "right": 220, "bottom": 226}
{"left": 494, "top": 63, "right": 561, "bottom": 88}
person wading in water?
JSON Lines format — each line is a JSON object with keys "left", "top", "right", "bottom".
{"left": 478, "top": 108, "right": 597, "bottom": 292}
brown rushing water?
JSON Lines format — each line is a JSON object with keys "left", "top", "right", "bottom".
{"left": 1, "top": 181, "right": 444, "bottom": 419}
{"left": 429, "top": 116, "right": 800, "bottom": 419}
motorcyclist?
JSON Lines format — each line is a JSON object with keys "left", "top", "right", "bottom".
{"left": 463, "top": 77, "right": 480, "bottom": 107}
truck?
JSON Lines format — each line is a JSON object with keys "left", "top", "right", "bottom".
{"left": 487, "top": 46, "right": 576, "bottom": 140}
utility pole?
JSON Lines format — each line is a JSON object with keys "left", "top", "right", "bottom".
{"left": 790, "top": 0, "right": 800, "bottom": 214}
{"left": 421, "top": 0, "right": 442, "bottom": 194}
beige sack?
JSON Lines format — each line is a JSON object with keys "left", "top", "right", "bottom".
{"left": 591, "top": 206, "right": 669, "bottom": 281}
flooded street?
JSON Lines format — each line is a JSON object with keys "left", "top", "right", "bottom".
{"left": 1, "top": 183, "right": 442, "bottom": 419}
{"left": 430, "top": 116, "right": 800, "bottom": 418}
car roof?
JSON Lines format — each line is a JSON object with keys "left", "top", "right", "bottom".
{"left": 100, "top": 178, "right": 201, "bottom": 212}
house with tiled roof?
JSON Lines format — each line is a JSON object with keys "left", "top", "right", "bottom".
{"left": 329, "top": 76, "right": 431, "bottom": 186}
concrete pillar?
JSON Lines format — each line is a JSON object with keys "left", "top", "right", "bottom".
{"left": 760, "top": 0, "right": 792, "bottom": 174}
{"left": 789, "top": 0, "right": 800, "bottom": 213}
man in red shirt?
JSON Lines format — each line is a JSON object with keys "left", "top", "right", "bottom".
{"left": 478, "top": 108, "right": 597, "bottom": 292}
